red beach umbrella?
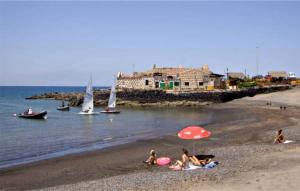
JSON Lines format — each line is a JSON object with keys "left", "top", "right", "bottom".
{"left": 178, "top": 125, "right": 211, "bottom": 154}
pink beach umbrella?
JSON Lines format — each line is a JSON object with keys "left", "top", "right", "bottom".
{"left": 178, "top": 125, "right": 211, "bottom": 154}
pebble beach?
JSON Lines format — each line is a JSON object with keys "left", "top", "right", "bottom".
{"left": 1, "top": 88, "right": 299, "bottom": 191}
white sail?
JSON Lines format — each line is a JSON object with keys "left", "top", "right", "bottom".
{"left": 82, "top": 77, "right": 94, "bottom": 112}
{"left": 108, "top": 80, "right": 116, "bottom": 109}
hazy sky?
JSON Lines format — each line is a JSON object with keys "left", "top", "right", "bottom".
{"left": 1, "top": 1, "right": 299, "bottom": 86}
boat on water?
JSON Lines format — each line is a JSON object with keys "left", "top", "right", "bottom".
{"left": 79, "top": 76, "right": 99, "bottom": 115}
{"left": 57, "top": 101, "right": 70, "bottom": 111}
{"left": 101, "top": 78, "right": 120, "bottom": 114}
{"left": 18, "top": 108, "right": 47, "bottom": 119}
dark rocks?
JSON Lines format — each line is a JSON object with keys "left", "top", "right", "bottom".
{"left": 25, "top": 85, "right": 291, "bottom": 107}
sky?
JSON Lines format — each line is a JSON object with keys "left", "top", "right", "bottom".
{"left": 0, "top": 1, "right": 300, "bottom": 86}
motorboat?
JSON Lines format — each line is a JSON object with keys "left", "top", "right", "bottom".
{"left": 18, "top": 109, "right": 47, "bottom": 119}
{"left": 57, "top": 101, "right": 70, "bottom": 111}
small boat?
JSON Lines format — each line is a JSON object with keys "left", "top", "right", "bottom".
{"left": 18, "top": 109, "right": 47, "bottom": 119}
{"left": 57, "top": 101, "right": 70, "bottom": 111}
{"left": 100, "top": 110, "right": 120, "bottom": 114}
{"left": 57, "top": 105, "right": 70, "bottom": 111}
{"left": 101, "top": 77, "right": 120, "bottom": 114}
{"left": 79, "top": 76, "right": 99, "bottom": 115}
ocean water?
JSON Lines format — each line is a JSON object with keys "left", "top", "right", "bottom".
{"left": 0, "top": 86, "right": 212, "bottom": 169}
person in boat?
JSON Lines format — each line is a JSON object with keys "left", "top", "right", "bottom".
{"left": 27, "top": 107, "right": 33, "bottom": 115}
{"left": 274, "top": 129, "right": 285, "bottom": 144}
{"left": 143, "top": 149, "right": 157, "bottom": 165}
{"left": 84, "top": 107, "right": 91, "bottom": 113}
{"left": 189, "top": 156, "right": 212, "bottom": 166}
{"left": 169, "top": 148, "right": 190, "bottom": 170}
{"left": 105, "top": 107, "right": 110, "bottom": 112}
{"left": 62, "top": 101, "right": 65, "bottom": 107}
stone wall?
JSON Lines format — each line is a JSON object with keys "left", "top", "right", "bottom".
{"left": 117, "top": 77, "right": 155, "bottom": 90}
{"left": 117, "top": 85, "right": 291, "bottom": 103}
{"left": 26, "top": 85, "right": 291, "bottom": 107}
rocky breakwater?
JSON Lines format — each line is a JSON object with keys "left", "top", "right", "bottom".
{"left": 26, "top": 89, "right": 110, "bottom": 107}
{"left": 26, "top": 85, "right": 291, "bottom": 107}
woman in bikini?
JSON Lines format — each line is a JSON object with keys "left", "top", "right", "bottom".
{"left": 189, "top": 156, "right": 212, "bottom": 166}
{"left": 274, "top": 129, "right": 284, "bottom": 144}
{"left": 169, "top": 148, "right": 190, "bottom": 170}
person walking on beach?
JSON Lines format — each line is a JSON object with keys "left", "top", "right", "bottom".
{"left": 273, "top": 129, "right": 285, "bottom": 144}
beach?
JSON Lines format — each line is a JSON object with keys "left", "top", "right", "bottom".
{"left": 1, "top": 88, "right": 299, "bottom": 191}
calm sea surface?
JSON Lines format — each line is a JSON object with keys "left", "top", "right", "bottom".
{"left": 0, "top": 86, "right": 212, "bottom": 168}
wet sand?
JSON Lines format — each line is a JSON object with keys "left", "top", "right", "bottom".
{"left": 1, "top": 88, "right": 300, "bottom": 191}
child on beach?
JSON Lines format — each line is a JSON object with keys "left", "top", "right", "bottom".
{"left": 169, "top": 148, "right": 190, "bottom": 170}
{"left": 143, "top": 149, "right": 157, "bottom": 165}
{"left": 273, "top": 129, "right": 285, "bottom": 144}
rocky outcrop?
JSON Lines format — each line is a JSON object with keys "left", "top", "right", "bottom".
{"left": 26, "top": 85, "right": 291, "bottom": 107}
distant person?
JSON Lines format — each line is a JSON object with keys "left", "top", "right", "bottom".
{"left": 274, "top": 129, "right": 285, "bottom": 144}
{"left": 62, "top": 101, "right": 65, "bottom": 107}
{"left": 28, "top": 107, "right": 33, "bottom": 115}
{"left": 169, "top": 148, "right": 190, "bottom": 170}
{"left": 143, "top": 149, "right": 157, "bottom": 165}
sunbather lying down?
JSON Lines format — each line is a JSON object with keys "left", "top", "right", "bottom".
{"left": 143, "top": 149, "right": 157, "bottom": 165}
{"left": 189, "top": 156, "right": 212, "bottom": 166}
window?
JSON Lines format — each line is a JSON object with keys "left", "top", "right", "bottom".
{"left": 199, "top": 82, "right": 204, "bottom": 86}
{"left": 184, "top": 82, "right": 189, "bottom": 86}
{"left": 155, "top": 82, "right": 159, "bottom": 88}
{"left": 145, "top": 79, "right": 149, "bottom": 86}
{"left": 174, "top": 82, "right": 180, "bottom": 86}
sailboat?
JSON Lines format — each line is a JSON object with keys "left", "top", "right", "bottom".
{"left": 79, "top": 76, "right": 99, "bottom": 115}
{"left": 101, "top": 78, "right": 120, "bottom": 114}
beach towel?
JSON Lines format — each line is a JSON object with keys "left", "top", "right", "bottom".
{"left": 283, "top": 140, "right": 294, "bottom": 144}
{"left": 170, "top": 161, "right": 219, "bottom": 171}
{"left": 185, "top": 161, "right": 219, "bottom": 170}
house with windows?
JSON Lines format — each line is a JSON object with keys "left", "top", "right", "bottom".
{"left": 268, "top": 71, "right": 288, "bottom": 79}
{"left": 116, "top": 64, "right": 224, "bottom": 92}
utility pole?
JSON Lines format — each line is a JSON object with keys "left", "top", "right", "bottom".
{"left": 256, "top": 46, "right": 259, "bottom": 76}
{"left": 132, "top": 64, "right": 135, "bottom": 74}
{"left": 226, "top": 68, "right": 229, "bottom": 80}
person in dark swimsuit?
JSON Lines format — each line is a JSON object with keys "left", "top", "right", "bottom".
{"left": 143, "top": 149, "right": 157, "bottom": 165}
{"left": 274, "top": 129, "right": 284, "bottom": 144}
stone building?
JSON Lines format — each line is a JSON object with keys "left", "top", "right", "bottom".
{"left": 268, "top": 71, "right": 288, "bottom": 79}
{"left": 228, "top": 72, "right": 246, "bottom": 80}
{"left": 117, "top": 64, "right": 224, "bottom": 92}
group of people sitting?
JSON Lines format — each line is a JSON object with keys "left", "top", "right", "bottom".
{"left": 143, "top": 129, "right": 287, "bottom": 170}
{"left": 143, "top": 148, "right": 213, "bottom": 170}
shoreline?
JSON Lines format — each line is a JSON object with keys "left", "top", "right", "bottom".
{"left": 1, "top": 88, "right": 300, "bottom": 191}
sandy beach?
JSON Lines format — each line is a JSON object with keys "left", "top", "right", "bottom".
{"left": 1, "top": 88, "right": 299, "bottom": 191}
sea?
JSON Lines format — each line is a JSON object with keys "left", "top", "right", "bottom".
{"left": 0, "top": 86, "right": 213, "bottom": 169}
